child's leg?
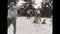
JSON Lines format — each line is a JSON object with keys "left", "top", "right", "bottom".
{"left": 38, "top": 14, "right": 41, "bottom": 22}
{"left": 12, "top": 17, "right": 16, "bottom": 34}
{"left": 7, "top": 18, "right": 12, "bottom": 29}
{"left": 27, "top": 14, "right": 30, "bottom": 19}
{"left": 33, "top": 11, "right": 38, "bottom": 23}
{"left": 13, "top": 20, "right": 16, "bottom": 34}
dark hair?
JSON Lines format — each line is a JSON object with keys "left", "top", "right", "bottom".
{"left": 44, "top": 19, "right": 46, "bottom": 21}
{"left": 9, "top": 2, "right": 14, "bottom": 7}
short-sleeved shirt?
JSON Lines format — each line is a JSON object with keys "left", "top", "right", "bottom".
{"left": 8, "top": 6, "right": 17, "bottom": 18}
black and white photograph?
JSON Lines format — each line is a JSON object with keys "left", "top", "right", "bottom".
{"left": 7, "top": 0, "right": 53, "bottom": 34}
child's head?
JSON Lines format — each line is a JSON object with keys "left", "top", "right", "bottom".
{"left": 10, "top": 2, "right": 14, "bottom": 7}
{"left": 44, "top": 19, "right": 46, "bottom": 21}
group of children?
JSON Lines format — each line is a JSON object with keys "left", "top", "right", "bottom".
{"left": 7, "top": 0, "right": 48, "bottom": 34}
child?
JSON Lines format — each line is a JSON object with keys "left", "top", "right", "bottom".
{"left": 8, "top": 2, "right": 17, "bottom": 34}
{"left": 42, "top": 19, "right": 46, "bottom": 24}
{"left": 27, "top": 10, "right": 33, "bottom": 19}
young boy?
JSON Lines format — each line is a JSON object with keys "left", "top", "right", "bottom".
{"left": 42, "top": 19, "right": 46, "bottom": 24}
{"left": 27, "top": 10, "right": 33, "bottom": 19}
{"left": 7, "top": 2, "right": 17, "bottom": 34}
{"left": 33, "top": 9, "right": 41, "bottom": 23}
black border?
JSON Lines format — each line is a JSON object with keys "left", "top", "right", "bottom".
{"left": 0, "top": 0, "right": 7, "bottom": 34}
{"left": 53, "top": 0, "right": 59, "bottom": 34}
